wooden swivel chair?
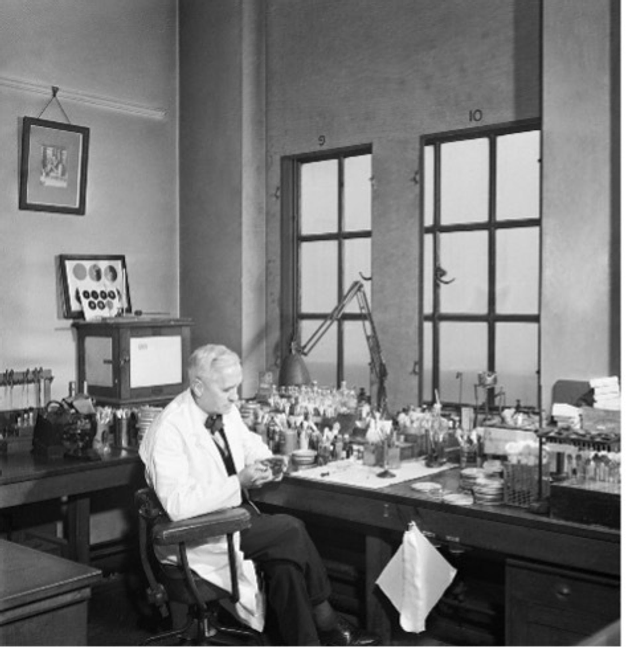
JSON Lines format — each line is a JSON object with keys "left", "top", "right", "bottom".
{"left": 135, "top": 488, "right": 265, "bottom": 646}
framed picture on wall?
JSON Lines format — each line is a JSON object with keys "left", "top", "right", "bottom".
{"left": 59, "top": 254, "right": 132, "bottom": 320}
{"left": 19, "top": 117, "right": 90, "bottom": 215}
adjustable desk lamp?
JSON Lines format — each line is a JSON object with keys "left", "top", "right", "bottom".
{"left": 278, "top": 280, "right": 388, "bottom": 414}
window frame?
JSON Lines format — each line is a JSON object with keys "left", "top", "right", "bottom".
{"left": 420, "top": 119, "right": 542, "bottom": 408}
{"left": 280, "top": 144, "right": 373, "bottom": 388}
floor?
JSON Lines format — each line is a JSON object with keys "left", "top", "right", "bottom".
{"left": 86, "top": 571, "right": 451, "bottom": 647}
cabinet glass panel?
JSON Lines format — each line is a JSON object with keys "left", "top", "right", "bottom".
{"left": 85, "top": 337, "right": 113, "bottom": 387}
{"left": 301, "top": 320, "right": 337, "bottom": 388}
{"left": 301, "top": 160, "right": 338, "bottom": 235}
{"left": 496, "top": 131, "right": 540, "bottom": 221}
{"left": 440, "top": 322, "right": 487, "bottom": 404}
{"left": 496, "top": 323, "right": 539, "bottom": 408}
{"left": 440, "top": 231, "right": 488, "bottom": 314}
{"left": 496, "top": 227, "right": 540, "bottom": 314}
{"left": 344, "top": 154, "right": 372, "bottom": 232}
{"left": 343, "top": 321, "right": 371, "bottom": 392}
{"left": 301, "top": 241, "right": 338, "bottom": 313}
{"left": 343, "top": 238, "right": 371, "bottom": 314}
{"left": 441, "top": 138, "right": 489, "bottom": 225}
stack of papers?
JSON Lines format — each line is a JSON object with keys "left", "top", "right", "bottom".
{"left": 551, "top": 402, "right": 581, "bottom": 429}
{"left": 590, "top": 376, "right": 621, "bottom": 411}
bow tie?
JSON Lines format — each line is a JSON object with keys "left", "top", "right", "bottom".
{"left": 205, "top": 414, "right": 223, "bottom": 433}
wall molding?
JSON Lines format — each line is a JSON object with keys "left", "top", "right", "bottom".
{"left": 0, "top": 75, "right": 167, "bottom": 120}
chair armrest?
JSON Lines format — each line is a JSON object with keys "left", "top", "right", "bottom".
{"left": 152, "top": 506, "right": 251, "bottom": 546}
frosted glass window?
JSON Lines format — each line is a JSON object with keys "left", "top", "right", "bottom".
{"left": 301, "top": 320, "right": 337, "bottom": 388}
{"left": 345, "top": 155, "right": 372, "bottom": 232}
{"left": 496, "top": 323, "right": 539, "bottom": 407}
{"left": 496, "top": 228, "right": 540, "bottom": 314}
{"left": 441, "top": 139, "right": 489, "bottom": 225}
{"left": 301, "top": 160, "right": 338, "bottom": 234}
{"left": 344, "top": 321, "right": 371, "bottom": 391}
{"left": 440, "top": 322, "right": 487, "bottom": 404}
{"left": 440, "top": 232, "right": 488, "bottom": 314}
{"left": 423, "top": 234, "right": 434, "bottom": 315}
{"left": 301, "top": 241, "right": 338, "bottom": 312}
{"left": 497, "top": 131, "right": 540, "bottom": 221}
{"left": 423, "top": 145, "right": 434, "bottom": 228}
{"left": 344, "top": 239, "right": 371, "bottom": 313}
{"left": 422, "top": 322, "right": 433, "bottom": 402}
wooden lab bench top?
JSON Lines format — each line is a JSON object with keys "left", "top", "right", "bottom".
{"left": 0, "top": 539, "right": 102, "bottom": 645}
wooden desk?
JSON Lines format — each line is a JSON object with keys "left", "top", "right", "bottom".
{"left": 0, "top": 539, "right": 101, "bottom": 645}
{"left": 253, "top": 468, "right": 621, "bottom": 645}
{"left": 0, "top": 449, "right": 143, "bottom": 563}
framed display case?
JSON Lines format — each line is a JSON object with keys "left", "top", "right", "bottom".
{"left": 59, "top": 254, "right": 131, "bottom": 319}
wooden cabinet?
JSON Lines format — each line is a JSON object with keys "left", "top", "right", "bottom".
{"left": 506, "top": 559, "right": 620, "bottom": 646}
{"left": 73, "top": 318, "right": 192, "bottom": 407}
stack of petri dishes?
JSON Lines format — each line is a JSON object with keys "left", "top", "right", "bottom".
{"left": 472, "top": 476, "right": 505, "bottom": 506}
{"left": 459, "top": 467, "right": 485, "bottom": 493}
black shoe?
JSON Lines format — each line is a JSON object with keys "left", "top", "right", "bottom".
{"left": 319, "top": 618, "right": 381, "bottom": 646}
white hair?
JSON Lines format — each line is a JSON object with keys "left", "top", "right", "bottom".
{"left": 188, "top": 344, "right": 241, "bottom": 384}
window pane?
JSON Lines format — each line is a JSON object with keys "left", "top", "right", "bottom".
{"left": 345, "top": 154, "right": 372, "bottom": 232}
{"left": 344, "top": 238, "right": 371, "bottom": 314}
{"left": 301, "top": 241, "right": 337, "bottom": 313}
{"left": 423, "top": 145, "right": 434, "bottom": 228}
{"left": 423, "top": 234, "right": 434, "bottom": 315}
{"left": 422, "top": 321, "right": 433, "bottom": 403}
{"left": 300, "top": 320, "right": 337, "bottom": 388}
{"left": 440, "top": 232, "right": 488, "bottom": 314}
{"left": 496, "top": 131, "right": 540, "bottom": 221}
{"left": 496, "top": 227, "right": 540, "bottom": 314}
{"left": 301, "top": 160, "right": 338, "bottom": 234}
{"left": 441, "top": 138, "right": 489, "bottom": 225}
{"left": 495, "top": 323, "right": 539, "bottom": 408}
{"left": 344, "top": 321, "right": 371, "bottom": 392}
{"left": 440, "top": 322, "right": 487, "bottom": 405}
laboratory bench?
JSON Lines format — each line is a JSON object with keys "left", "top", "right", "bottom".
{"left": 253, "top": 466, "right": 621, "bottom": 646}
{"left": 0, "top": 450, "right": 620, "bottom": 645}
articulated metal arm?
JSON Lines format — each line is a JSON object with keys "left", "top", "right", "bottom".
{"left": 299, "top": 280, "right": 388, "bottom": 413}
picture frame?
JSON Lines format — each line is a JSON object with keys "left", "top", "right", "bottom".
{"left": 59, "top": 254, "right": 132, "bottom": 319}
{"left": 19, "top": 117, "right": 90, "bottom": 215}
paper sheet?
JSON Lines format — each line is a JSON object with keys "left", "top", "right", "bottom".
{"left": 292, "top": 457, "right": 455, "bottom": 489}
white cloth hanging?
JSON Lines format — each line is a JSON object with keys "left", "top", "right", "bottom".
{"left": 376, "top": 521, "right": 457, "bottom": 634}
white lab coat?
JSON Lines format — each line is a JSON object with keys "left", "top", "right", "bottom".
{"left": 139, "top": 389, "right": 272, "bottom": 631}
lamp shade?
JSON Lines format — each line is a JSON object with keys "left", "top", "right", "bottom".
{"left": 278, "top": 351, "right": 311, "bottom": 386}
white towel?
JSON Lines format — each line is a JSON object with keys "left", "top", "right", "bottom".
{"left": 376, "top": 522, "right": 457, "bottom": 634}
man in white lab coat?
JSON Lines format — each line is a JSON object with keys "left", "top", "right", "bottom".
{"left": 140, "top": 343, "right": 379, "bottom": 646}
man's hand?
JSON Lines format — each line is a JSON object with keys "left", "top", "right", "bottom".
{"left": 238, "top": 460, "right": 273, "bottom": 490}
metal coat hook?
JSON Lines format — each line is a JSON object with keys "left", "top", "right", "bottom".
{"left": 37, "top": 85, "right": 72, "bottom": 123}
{"left": 273, "top": 186, "right": 281, "bottom": 200}
{"left": 359, "top": 272, "right": 372, "bottom": 282}
{"left": 435, "top": 265, "right": 455, "bottom": 285}
{"left": 411, "top": 170, "right": 420, "bottom": 185}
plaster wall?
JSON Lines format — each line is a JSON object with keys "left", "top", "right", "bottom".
{"left": 265, "top": 0, "right": 541, "bottom": 410}
{"left": 0, "top": 0, "right": 179, "bottom": 408}
{"left": 541, "top": 0, "right": 620, "bottom": 404}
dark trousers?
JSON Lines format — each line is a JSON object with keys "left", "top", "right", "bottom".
{"left": 239, "top": 508, "right": 332, "bottom": 646}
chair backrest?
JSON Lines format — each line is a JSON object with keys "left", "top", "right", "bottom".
{"left": 135, "top": 487, "right": 171, "bottom": 618}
